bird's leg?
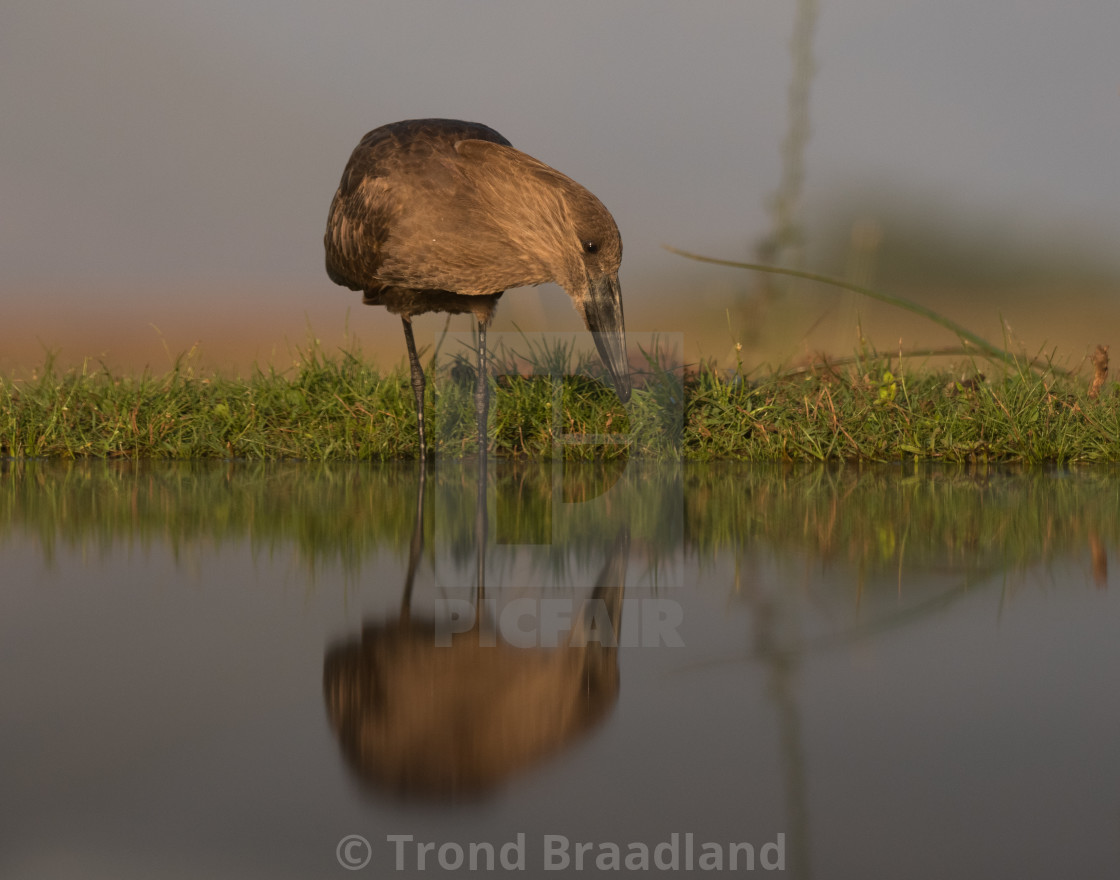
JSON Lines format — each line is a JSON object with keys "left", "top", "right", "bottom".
{"left": 401, "top": 455, "right": 427, "bottom": 622}
{"left": 474, "top": 318, "right": 490, "bottom": 640}
{"left": 475, "top": 320, "right": 489, "bottom": 456}
{"left": 401, "top": 317, "right": 427, "bottom": 457}
{"left": 475, "top": 432, "right": 488, "bottom": 639}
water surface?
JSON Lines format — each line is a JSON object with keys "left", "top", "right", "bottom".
{"left": 2, "top": 460, "right": 1118, "bottom": 879}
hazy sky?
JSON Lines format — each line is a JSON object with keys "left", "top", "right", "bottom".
{"left": 3, "top": 1, "right": 1119, "bottom": 367}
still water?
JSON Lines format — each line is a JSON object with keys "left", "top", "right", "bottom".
{"left": 2, "top": 459, "right": 1118, "bottom": 879}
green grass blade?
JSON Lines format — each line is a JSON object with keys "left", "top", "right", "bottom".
{"left": 663, "top": 245, "right": 1063, "bottom": 375}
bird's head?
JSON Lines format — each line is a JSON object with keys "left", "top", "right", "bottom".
{"left": 548, "top": 185, "right": 629, "bottom": 404}
{"left": 456, "top": 140, "right": 631, "bottom": 404}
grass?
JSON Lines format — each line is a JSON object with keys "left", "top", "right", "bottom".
{"left": 1, "top": 336, "right": 1117, "bottom": 463}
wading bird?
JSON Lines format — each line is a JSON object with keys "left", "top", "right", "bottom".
{"left": 324, "top": 119, "right": 630, "bottom": 456}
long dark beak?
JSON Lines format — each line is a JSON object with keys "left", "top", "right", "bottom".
{"left": 582, "top": 272, "right": 631, "bottom": 403}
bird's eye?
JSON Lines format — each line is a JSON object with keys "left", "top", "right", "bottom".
{"left": 582, "top": 240, "right": 599, "bottom": 255}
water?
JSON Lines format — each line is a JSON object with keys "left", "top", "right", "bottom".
{"left": 2, "top": 459, "right": 1118, "bottom": 879}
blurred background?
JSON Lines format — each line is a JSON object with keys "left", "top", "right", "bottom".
{"left": 3, "top": 0, "right": 1118, "bottom": 376}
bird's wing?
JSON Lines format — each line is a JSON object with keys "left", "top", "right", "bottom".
{"left": 325, "top": 126, "right": 561, "bottom": 297}
{"left": 324, "top": 155, "right": 398, "bottom": 292}
{"left": 325, "top": 138, "right": 504, "bottom": 295}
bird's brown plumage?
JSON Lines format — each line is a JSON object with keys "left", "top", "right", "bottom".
{"left": 324, "top": 118, "right": 630, "bottom": 455}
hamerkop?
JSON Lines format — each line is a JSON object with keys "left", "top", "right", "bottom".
{"left": 324, "top": 118, "right": 630, "bottom": 455}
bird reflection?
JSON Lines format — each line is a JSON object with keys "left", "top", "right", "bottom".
{"left": 323, "top": 458, "right": 629, "bottom": 801}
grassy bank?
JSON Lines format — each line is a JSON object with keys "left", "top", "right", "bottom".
{"left": 1, "top": 343, "right": 1116, "bottom": 463}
